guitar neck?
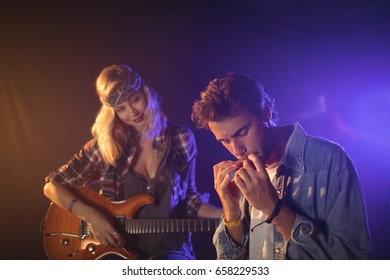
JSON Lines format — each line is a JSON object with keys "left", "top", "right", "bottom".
{"left": 125, "top": 218, "right": 220, "bottom": 234}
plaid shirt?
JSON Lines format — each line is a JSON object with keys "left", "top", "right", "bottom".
{"left": 45, "top": 123, "right": 208, "bottom": 218}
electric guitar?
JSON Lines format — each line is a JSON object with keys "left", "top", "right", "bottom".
{"left": 40, "top": 187, "right": 220, "bottom": 260}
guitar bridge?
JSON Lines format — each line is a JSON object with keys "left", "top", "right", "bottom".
{"left": 79, "top": 219, "right": 89, "bottom": 239}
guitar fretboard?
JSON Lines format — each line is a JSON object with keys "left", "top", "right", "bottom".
{"left": 125, "top": 218, "right": 220, "bottom": 234}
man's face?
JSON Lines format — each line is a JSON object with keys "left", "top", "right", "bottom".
{"left": 208, "top": 110, "right": 270, "bottom": 161}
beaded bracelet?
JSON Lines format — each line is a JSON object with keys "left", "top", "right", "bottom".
{"left": 67, "top": 198, "right": 78, "bottom": 213}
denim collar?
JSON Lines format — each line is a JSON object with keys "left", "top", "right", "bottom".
{"left": 278, "top": 122, "right": 306, "bottom": 174}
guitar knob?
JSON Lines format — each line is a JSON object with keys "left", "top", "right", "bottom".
{"left": 86, "top": 244, "right": 96, "bottom": 254}
{"left": 60, "top": 239, "right": 70, "bottom": 245}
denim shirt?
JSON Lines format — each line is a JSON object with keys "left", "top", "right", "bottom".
{"left": 213, "top": 123, "right": 372, "bottom": 259}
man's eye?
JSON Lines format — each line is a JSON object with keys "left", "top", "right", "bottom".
{"left": 239, "top": 129, "right": 248, "bottom": 137}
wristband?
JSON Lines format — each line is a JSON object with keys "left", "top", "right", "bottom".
{"left": 222, "top": 212, "right": 241, "bottom": 228}
{"left": 265, "top": 199, "right": 283, "bottom": 224}
{"left": 67, "top": 198, "right": 78, "bottom": 213}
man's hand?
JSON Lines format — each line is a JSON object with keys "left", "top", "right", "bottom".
{"left": 213, "top": 160, "right": 243, "bottom": 221}
{"left": 234, "top": 153, "right": 279, "bottom": 216}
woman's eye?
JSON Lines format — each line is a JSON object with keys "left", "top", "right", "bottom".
{"left": 131, "top": 96, "right": 140, "bottom": 104}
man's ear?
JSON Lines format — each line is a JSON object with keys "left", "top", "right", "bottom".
{"left": 261, "top": 102, "right": 272, "bottom": 123}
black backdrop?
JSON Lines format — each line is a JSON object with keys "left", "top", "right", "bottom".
{"left": 1, "top": 0, "right": 390, "bottom": 260}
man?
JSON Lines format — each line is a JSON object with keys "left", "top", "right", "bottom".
{"left": 191, "top": 72, "right": 371, "bottom": 259}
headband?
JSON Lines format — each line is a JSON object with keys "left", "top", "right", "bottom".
{"left": 99, "top": 70, "right": 141, "bottom": 107}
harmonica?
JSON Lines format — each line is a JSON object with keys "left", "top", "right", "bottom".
{"left": 229, "top": 158, "right": 257, "bottom": 182}
{"left": 229, "top": 170, "right": 237, "bottom": 182}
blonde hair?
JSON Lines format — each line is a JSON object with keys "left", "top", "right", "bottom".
{"left": 91, "top": 65, "right": 166, "bottom": 166}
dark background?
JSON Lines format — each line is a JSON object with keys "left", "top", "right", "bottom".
{"left": 1, "top": 0, "right": 389, "bottom": 260}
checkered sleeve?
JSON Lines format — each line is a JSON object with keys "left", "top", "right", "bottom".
{"left": 45, "top": 139, "right": 102, "bottom": 188}
{"left": 171, "top": 125, "right": 209, "bottom": 217}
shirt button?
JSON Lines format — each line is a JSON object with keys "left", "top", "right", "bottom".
{"left": 299, "top": 222, "right": 314, "bottom": 235}
{"left": 275, "top": 248, "right": 281, "bottom": 254}
{"left": 276, "top": 189, "right": 282, "bottom": 195}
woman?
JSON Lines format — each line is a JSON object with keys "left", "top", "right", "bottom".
{"left": 43, "top": 64, "right": 222, "bottom": 260}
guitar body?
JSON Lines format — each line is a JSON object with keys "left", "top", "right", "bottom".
{"left": 41, "top": 188, "right": 154, "bottom": 260}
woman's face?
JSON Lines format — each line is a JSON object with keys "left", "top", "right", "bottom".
{"left": 113, "top": 90, "right": 148, "bottom": 132}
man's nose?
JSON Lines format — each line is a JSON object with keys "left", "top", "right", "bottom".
{"left": 231, "top": 140, "right": 246, "bottom": 158}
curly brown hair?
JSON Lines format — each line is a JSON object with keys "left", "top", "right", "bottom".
{"left": 191, "top": 72, "right": 278, "bottom": 129}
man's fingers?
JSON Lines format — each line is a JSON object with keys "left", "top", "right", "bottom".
{"left": 247, "top": 153, "right": 269, "bottom": 179}
{"left": 248, "top": 154, "right": 265, "bottom": 169}
{"left": 214, "top": 161, "right": 241, "bottom": 186}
